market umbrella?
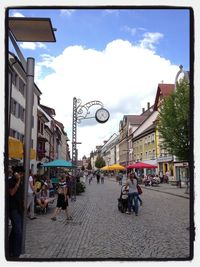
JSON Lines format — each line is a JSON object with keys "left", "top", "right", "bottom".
{"left": 101, "top": 165, "right": 111, "bottom": 171}
{"left": 127, "top": 162, "right": 157, "bottom": 169}
{"left": 42, "top": 159, "right": 76, "bottom": 168}
{"left": 109, "top": 164, "right": 125, "bottom": 171}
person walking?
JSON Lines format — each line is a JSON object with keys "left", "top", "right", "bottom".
{"left": 118, "top": 172, "right": 123, "bottom": 185}
{"left": 125, "top": 173, "right": 139, "bottom": 216}
{"left": 8, "top": 166, "right": 25, "bottom": 258}
{"left": 96, "top": 171, "right": 100, "bottom": 184}
{"left": 27, "top": 170, "right": 37, "bottom": 220}
{"left": 51, "top": 176, "right": 72, "bottom": 221}
{"left": 88, "top": 172, "right": 93, "bottom": 184}
{"left": 100, "top": 172, "right": 104, "bottom": 184}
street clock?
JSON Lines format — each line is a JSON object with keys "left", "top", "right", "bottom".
{"left": 95, "top": 108, "right": 110, "bottom": 123}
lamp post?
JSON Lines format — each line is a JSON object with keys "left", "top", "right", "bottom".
{"left": 8, "top": 17, "right": 56, "bottom": 254}
{"left": 71, "top": 97, "right": 110, "bottom": 201}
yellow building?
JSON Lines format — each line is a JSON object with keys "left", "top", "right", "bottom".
{"left": 153, "top": 84, "right": 175, "bottom": 179}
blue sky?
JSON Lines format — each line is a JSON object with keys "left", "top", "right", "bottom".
{"left": 8, "top": 8, "right": 191, "bottom": 158}
{"left": 9, "top": 8, "right": 190, "bottom": 69}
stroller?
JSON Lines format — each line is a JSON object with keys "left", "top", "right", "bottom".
{"left": 118, "top": 185, "right": 128, "bottom": 213}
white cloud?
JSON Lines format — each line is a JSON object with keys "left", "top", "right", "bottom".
{"left": 11, "top": 12, "right": 25, "bottom": 17}
{"left": 139, "top": 32, "right": 164, "bottom": 50}
{"left": 121, "top": 25, "right": 137, "bottom": 36}
{"left": 20, "top": 42, "right": 47, "bottom": 50}
{"left": 60, "top": 9, "right": 75, "bottom": 16}
{"left": 36, "top": 39, "right": 178, "bottom": 158}
{"left": 104, "top": 10, "right": 119, "bottom": 15}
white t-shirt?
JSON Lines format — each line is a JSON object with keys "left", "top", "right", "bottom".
{"left": 127, "top": 178, "right": 137, "bottom": 193}
{"left": 28, "top": 175, "right": 34, "bottom": 194}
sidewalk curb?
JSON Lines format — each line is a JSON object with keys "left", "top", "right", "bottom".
{"left": 141, "top": 185, "right": 190, "bottom": 199}
{"left": 108, "top": 177, "right": 189, "bottom": 199}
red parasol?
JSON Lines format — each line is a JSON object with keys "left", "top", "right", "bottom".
{"left": 127, "top": 162, "right": 158, "bottom": 169}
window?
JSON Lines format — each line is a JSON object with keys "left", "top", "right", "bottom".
{"left": 11, "top": 98, "right": 17, "bottom": 116}
{"left": 16, "top": 103, "right": 20, "bottom": 118}
{"left": 10, "top": 128, "right": 16, "bottom": 138}
{"left": 21, "top": 108, "right": 25, "bottom": 122}
{"left": 148, "top": 150, "right": 152, "bottom": 158}
{"left": 11, "top": 98, "right": 25, "bottom": 122}
{"left": 19, "top": 77, "right": 25, "bottom": 96}
{"left": 151, "top": 133, "right": 155, "bottom": 143}
{"left": 32, "top": 116, "right": 34, "bottom": 128}
{"left": 12, "top": 72, "right": 17, "bottom": 86}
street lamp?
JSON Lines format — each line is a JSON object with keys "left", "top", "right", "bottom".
{"left": 71, "top": 97, "right": 110, "bottom": 201}
{"left": 8, "top": 17, "right": 56, "bottom": 254}
{"left": 175, "top": 65, "right": 189, "bottom": 87}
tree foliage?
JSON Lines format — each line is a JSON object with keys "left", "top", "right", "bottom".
{"left": 95, "top": 155, "right": 106, "bottom": 169}
{"left": 158, "top": 78, "right": 190, "bottom": 161}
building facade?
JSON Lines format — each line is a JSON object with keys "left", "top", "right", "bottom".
{"left": 8, "top": 52, "right": 41, "bottom": 173}
{"left": 8, "top": 52, "right": 71, "bottom": 173}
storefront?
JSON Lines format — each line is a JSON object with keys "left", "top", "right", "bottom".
{"left": 174, "top": 162, "right": 189, "bottom": 186}
{"left": 157, "top": 155, "right": 174, "bottom": 181}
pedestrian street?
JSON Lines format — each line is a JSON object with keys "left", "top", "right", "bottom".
{"left": 21, "top": 177, "right": 191, "bottom": 260}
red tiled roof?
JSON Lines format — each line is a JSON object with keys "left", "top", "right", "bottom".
{"left": 125, "top": 115, "right": 147, "bottom": 125}
{"left": 153, "top": 83, "right": 175, "bottom": 111}
{"left": 158, "top": 83, "right": 175, "bottom": 97}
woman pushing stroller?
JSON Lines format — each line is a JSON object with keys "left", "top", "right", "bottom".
{"left": 125, "top": 173, "right": 140, "bottom": 216}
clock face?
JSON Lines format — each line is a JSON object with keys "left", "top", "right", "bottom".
{"left": 95, "top": 108, "right": 110, "bottom": 123}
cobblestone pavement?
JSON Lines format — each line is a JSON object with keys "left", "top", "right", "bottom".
{"left": 20, "top": 177, "right": 191, "bottom": 260}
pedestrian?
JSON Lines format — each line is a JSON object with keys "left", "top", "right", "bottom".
{"left": 159, "top": 171, "right": 163, "bottom": 183}
{"left": 118, "top": 172, "right": 123, "bottom": 185}
{"left": 88, "top": 172, "right": 93, "bottom": 184}
{"left": 8, "top": 166, "right": 25, "bottom": 258}
{"left": 51, "top": 175, "right": 72, "bottom": 221}
{"left": 125, "top": 172, "right": 139, "bottom": 216}
{"left": 96, "top": 171, "right": 100, "bottom": 184}
{"left": 100, "top": 172, "right": 104, "bottom": 184}
{"left": 65, "top": 174, "right": 72, "bottom": 199}
{"left": 35, "top": 183, "right": 50, "bottom": 213}
{"left": 27, "top": 170, "right": 37, "bottom": 220}
{"left": 135, "top": 175, "right": 143, "bottom": 206}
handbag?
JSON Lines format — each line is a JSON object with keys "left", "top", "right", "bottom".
{"left": 137, "top": 184, "right": 143, "bottom": 195}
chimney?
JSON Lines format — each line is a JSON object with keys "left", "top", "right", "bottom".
{"left": 142, "top": 108, "right": 145, "bottom": 113}
{"left": 147, "top": 102, "right": 150, "bottom": 109}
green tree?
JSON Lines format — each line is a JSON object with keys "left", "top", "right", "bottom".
{"left": 95, "top": 155, "right": 106, "bottom": 169}
{"left": 158, "top": 78, "right": 190, "bottom": 161}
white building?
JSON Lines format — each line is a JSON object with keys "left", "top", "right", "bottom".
{"left": 8, "top": 52, "right": 41, "bottom": 173}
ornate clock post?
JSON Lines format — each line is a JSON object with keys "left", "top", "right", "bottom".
{"left": 71, "top": 97, "right": 110, "bottom": 201}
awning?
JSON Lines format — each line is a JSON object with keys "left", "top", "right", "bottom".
{"left": 42, "top": 159, "right": 75, "bottom": 168}
{"left": 8, "top": 137, "right": 23, "bottom": 159}
{"left": 8, "top": 137, "right": 36, "bottom": 160}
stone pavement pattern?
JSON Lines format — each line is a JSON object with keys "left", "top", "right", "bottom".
{"left": 21, "top": 178, "right": 191, "bottom": 260}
